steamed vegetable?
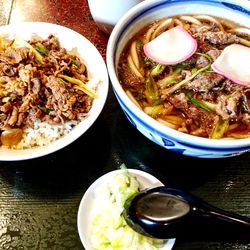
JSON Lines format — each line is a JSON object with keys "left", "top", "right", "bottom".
{"left": 143, "top": 26, "right": 197, "bottom": 65}
{"left": 90, "top": 170, "right": 165, "bottom": 250}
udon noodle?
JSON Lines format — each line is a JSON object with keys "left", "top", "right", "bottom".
{"left": 118, "top": 15, "right": 250, "bottom": 139}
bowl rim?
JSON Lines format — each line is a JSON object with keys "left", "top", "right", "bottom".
{"left": 0, "top": 22, "right": 109, "bottom": 161}
{"left": 106, "top": 0, "right": 250, "bottom": 149}
{"left": 77, "top": 168, "right": 176, "bottom": 250}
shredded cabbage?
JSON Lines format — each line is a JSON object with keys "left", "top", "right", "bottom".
{"left": 90, "top": 170, "right": 165, "bottom": 250}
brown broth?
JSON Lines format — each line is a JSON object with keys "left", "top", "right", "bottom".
{"left": 118, "top": 15, "right": 250, "bottom": 139}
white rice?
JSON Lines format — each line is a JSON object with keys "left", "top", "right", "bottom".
{"left": 15, "top": 119, "right": 78, "bottom": 149}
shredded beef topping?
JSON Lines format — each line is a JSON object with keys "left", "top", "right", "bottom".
{"left": 118, "top": 63, "right": 144, "bottom": 93}
{"left": 185, "top": 73, "right": 225, "bottom": 93}
{"left": 0, "top": 34, "right": 95, "bottom": 146}
{"left": 205, "top": 31, "right": 240, "bottom": 45}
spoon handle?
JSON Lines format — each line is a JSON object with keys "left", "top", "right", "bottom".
{"left": 190, "top": 201, "right": 250, "bottom": 242}
{"left": 160, "top": 187, "right": 250, "bottom": 242}
{"left": 125, "top": 186, "right": 250, "bottom": 242}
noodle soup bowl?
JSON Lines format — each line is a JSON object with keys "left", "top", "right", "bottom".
{"left": 106, "top": 0, "right": 250, "bottom": 158}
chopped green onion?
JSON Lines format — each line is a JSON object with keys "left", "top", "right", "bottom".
{"left": 144, "top": 104, "right": 164, "bottom": 118}
{"left": 137, "top": 39, "right": 144, "bottom": 47}
{"left": 187, "top": 95, "right": 212, "bottom": 112}
{"left": 203, "top": 101, "right": 217, "bottom": 111}
{"left": 71, "top": 60, "right": 79, "bottom": 66}
{"left": 58, "top": 74, "right": 98, "bottom": 99}
{"left": 38, "top": 105, "right": 53, "bottom": 113}
{"left": 211, "top": 118, "right": 229, "bottom": 139}
{"left": 151, "top": 104, "right": 164, "bottom": 117}
{"left": 145, "top": 74, "right": 160, "bottom": 105}
{"left": 191, "top": 68, "right": 198, "bottom": 74}
{"left": 151, "top": 64, "right": 166, "bottom": 77}
{"left": 165, "top": 62, "right": 211, "bottom": 95}
{"left": 157, "top": 68, "right": 182, "bottom": 88}
{"left": 12, "top": 37, "right": 44, "bottom": 64}
{"left": 204, "top": 70, "right": 214, "bottom": 73}
{"left": 196, "top": 52, "right": 212, "bottom": 64}
{"left": 174, "top": 64, "right": 189, "bottom": 69}
{"left": 35, "top": 42, "right": 49, "bottom": 56}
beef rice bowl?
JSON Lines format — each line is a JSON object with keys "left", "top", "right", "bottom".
{"left": 0, "top": 34, "right": 98, "bottom": 149}
{"left": 0, "top": 22, "right": 108, "bottom": 160}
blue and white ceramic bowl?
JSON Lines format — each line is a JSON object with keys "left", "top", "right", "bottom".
{"left": 106, "top": 0, "right": 250, "bottom": 158}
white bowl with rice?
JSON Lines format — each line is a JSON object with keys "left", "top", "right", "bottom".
{"left": 0, "top": 22, "right": 109, "bottom": 161}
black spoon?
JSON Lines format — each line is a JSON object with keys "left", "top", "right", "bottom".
{"left": 123, "top": 186, "right": 250, "bottom": 242}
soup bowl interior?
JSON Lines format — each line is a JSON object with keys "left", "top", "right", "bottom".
{"left": 0, "top": 22, "right": 109, "bottom": 161}
{"left": 107, "top": 0, "right": 250, "bottom": 158}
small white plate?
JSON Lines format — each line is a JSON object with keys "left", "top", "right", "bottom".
{"left": 77, "top": 168, "right": 176, "bottom": 250}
